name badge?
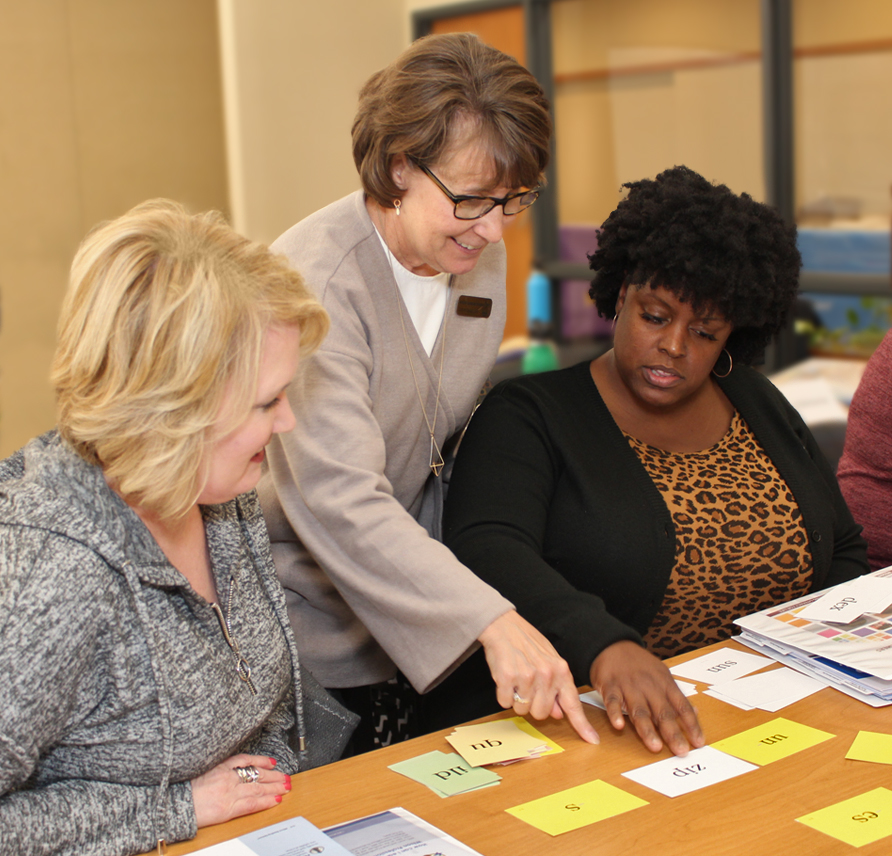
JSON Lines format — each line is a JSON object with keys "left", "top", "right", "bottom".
{"left": 456, "top": 295, "right": 493, "bottom": 318}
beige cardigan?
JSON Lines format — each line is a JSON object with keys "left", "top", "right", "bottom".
{"left": 259, "top": 192, "right": 513, "bottom": 693}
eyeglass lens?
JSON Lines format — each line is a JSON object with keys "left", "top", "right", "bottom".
{"left": 454, "top": 190, "right": 540, "bottom": 220}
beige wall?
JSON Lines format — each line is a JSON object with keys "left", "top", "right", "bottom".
{"left": 552, "top": 0, "right": 764, "bottom": 224}
{"left": 551, "top": 0, "right": 892, "bottom": 226}
{"left": 4, "top": 0, "right": 889, "bottom": 455}
{"left": 0, "top": 0, "right": 228, "bottom": 457}
{"left": 793, "top": 0, "right": 892, "bottom": 220}
{"left": 218, "top": 0, "right": 407, "bottom": 244}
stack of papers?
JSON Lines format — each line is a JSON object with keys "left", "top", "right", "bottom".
{"left": 734, "top": 567, "right": 892, "bottom": 707}
{"left": 388, "top": 751, "right": 501, "bottom": 797}
{"left": 445, "top": 717, "right": 562, "bottom": 766}
{"left": 703, "top": 666, "right": 825, "bottom": 711}
{"left": 667, "top": 646, "right": 823, "bottom": 711}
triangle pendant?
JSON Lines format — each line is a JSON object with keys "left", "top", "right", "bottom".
{"left": 429, "top": 435, "right": 445, "bottom": 477}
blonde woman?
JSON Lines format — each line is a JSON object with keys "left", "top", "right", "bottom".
{"left": 0, "top": 200, "right": 356, "bottom": 856}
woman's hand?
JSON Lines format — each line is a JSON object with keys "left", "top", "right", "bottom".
{"left": 191, "top": 754, "right": 291, "bottom": 828}
{"left": 590, "top": 640, "right": 705, "bottom": 756}
{"left": 477, "top": 610, "right": 600, "bottom": 744}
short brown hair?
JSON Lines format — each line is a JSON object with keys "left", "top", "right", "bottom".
{"left": 352, "top": 32, "right": 551, "bottom": 207}
{"left": 52, "top": 199, "right": 329, "bottom": 519}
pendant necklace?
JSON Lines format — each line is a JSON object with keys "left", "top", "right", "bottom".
{"left": 394, "top": 287, "right": 449, "bottom": 477}
{"left": 211, "top": 576, "right": 257, "bottom": 696}
{"left": 379, "top": 203, "right": 449, "bottom": 478}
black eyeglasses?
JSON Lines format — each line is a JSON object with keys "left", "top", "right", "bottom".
{"left": 415, "top": 162, "right": 540, "bottom": 220}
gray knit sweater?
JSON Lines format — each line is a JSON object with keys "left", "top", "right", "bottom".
{"left": 0, "top": 432, "right": 356, "bottom": 856}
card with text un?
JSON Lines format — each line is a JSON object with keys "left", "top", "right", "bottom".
{"left": 711, "top": 716, "right": 835, "bottom": 766}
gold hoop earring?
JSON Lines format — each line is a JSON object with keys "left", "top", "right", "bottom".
{"left": 393, "top": 199, "right": 401, "bottom": 216}
{"left": 712, "top": 348, "right": 733, "bottom": 378}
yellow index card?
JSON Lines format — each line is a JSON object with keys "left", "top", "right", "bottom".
{"left": 506, "top": 780, "right": 648, "bottom": 836}
{"left": 797, "top": 787, "right": 892, "bottom": 848}
{"left": 711, "top": 716, "right": 834, "bottom": 766}
{"left": 510, "top": 716, "right": 564, "bottom": 756}
{"left": 846, "top": 731, "right": 892, "bottom": 765}
{"left": 446, "top": 719, "right": 554, "bottom": 767}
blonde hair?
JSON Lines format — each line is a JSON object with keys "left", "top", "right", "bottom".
{"left": 353, "top": 32, "right": 551, "bottom": 207}
{"left": 52, "top": 199, "right": 328, "bottom": 520}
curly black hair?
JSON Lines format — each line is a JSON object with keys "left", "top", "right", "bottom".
{"left": 588, "top": 165, "right": 801, "bottom": 364}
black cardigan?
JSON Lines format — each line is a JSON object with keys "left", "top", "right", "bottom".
{"left": 443, "top": 361, "right": 868, "bottom": 685}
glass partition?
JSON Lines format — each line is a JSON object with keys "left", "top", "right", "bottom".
{"left": 550, "top": 0, "right": 764, "bottom": 338}
{"left": 793, "top": 0, "right": 892, "bottom": 359}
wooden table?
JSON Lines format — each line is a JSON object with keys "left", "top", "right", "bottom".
{"left": 163, "top": 642, "right": 892, "bottom": 855}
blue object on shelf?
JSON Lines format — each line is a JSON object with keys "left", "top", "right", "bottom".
{"left": 526, "top": 269, "right": 552, "bottom": 325}
{"left": 797, "top": 228, "right": 890, "bottom": 274}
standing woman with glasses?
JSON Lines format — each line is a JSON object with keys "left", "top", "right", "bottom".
{"left": 259, "top": 33, "right": 598, "bottom": 751}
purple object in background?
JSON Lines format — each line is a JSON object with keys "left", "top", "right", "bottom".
{"left": 559, "top": 224, "right": 613, "bottom": 339}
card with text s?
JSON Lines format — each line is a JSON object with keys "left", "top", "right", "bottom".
{"left": 506, "top": 780, "right": 648, "bottom": 836}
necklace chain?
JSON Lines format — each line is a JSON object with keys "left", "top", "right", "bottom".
{"left": 212, "top": 576, "right": 257, "bottom": 696}
{"left": 378, "top": 204, "right": 449, "bottom": 478}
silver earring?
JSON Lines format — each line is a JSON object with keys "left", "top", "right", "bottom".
{"left": 712, "top": 348, "right": 733, "bottom": 378}
{"left": 393, "top": 199, "right": 401, "bottom": 216}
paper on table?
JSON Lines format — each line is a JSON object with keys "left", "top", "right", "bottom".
{"left": 325, "top": 806, "right": 485, "bottom": 856}
{"left": 446, "top": 718, "right": 558, "bottom": 767}
{"left": 846, "top": 731, "right": 892, "bottom": 765}
{"left": 669, "top": 646, "right": 772, "bottom": 685}
{"left": 621, "top": 745, "right": 757, "bottom": 798}
{"left": 506, "top": 780, "right": 648, "bottom": 836}
{"left": 773, "top": 376, "right": 848, "bottom": 425}
{"left": 580, "top": 679, "right": 697, "bottom": 712}
{"left": 191, "top": 816, "right": 354, "bottom": 856}
{"left": 388, "top": 751, "right": 501, "bottom": 797}
{"left": 797, "top": 787, "right": 892, "bottom": 848}
{"left": 706, "top": 666, "right": 824, "bottom": 712}
{"left": 712, "top": 716, "right": 835, "bottom": 765}
{"left": 798, "top": 575, "right": 892, "bottom": 624}
{"left": 703, "top": 688, "right": 753, "bottom": 710}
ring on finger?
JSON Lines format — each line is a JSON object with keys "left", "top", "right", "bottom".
{"left": 513, "top": 690, "right": 530, "bottom": 705}
{"left": 234, "top": 765, "right": 260, "bottom": 784}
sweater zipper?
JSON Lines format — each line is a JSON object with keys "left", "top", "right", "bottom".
{"left": 211, "top": 577, "right": 257, "bottom": 696}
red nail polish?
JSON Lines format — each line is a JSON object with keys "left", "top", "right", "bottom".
{"left": 284, "top": 775, "right": 292, "bottom": 791}
{"left": 275, "top": 795, "right": 283, "bottom": 803}
{"left": 269, "top": 757, "right": 277, "bottom": 766}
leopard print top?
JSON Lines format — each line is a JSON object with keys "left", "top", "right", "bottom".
{"left": 625, "top": 411, "right": 814, "bottom": 659}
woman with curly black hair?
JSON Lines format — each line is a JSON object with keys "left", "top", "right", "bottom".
{"left": 441, "top": 165, "right": 868, "bottom": 756}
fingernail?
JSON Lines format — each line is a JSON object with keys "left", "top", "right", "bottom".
{"left": 275, "top": 795, "right": 283, "bottom": 803}
{"left": 284, "top": 775, "right": 292, "bottom": 791}
{"left": 269, "top": 757, "right": 277, "bottom": 766}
